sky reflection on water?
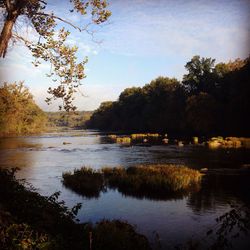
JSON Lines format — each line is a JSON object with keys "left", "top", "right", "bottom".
{"left": 0, "top": 131, "right": 249, "bottom": 249}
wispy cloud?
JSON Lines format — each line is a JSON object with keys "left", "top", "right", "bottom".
{"left": 1, "top": 0, "right": 249, "bottom": 111}
{"left": 100, "top": 0, "right": 250, "bottom": 61}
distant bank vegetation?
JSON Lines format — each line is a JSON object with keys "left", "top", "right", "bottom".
{"left": 0, "top": 82, "right": 92, "bottom": 136}
{"left": 46, "top": 111, "right": 93, "bottom": 129}
{"left": 1, "top": 55, "right": 249, "bottom": 137}
{"left": 86, "top": 55, "right": 250, "bottom": 137}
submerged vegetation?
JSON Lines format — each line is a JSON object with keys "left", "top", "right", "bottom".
{"left": 87, "top": 56, "right": 250, "bottom": 137}
{"left": 62, "top": 165, "right": 202, "bottom": 200}
{"left": 0, "top": 168, "right": 152, "bottom": 250}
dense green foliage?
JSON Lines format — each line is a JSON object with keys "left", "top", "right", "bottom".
{"left": 87, "top": 56, "right": 250, "bottom": 136}
{"left": 62, "top": 165, "right": 202, "bottom": 200}
{"left": 0, "top": 168, "right": 84, "bottom": 249}
{"left": 47, "top": 111, "right": 92, "bottom": 128}
{"left": 0, "top": 168, "right": 152, "bottom": 250}
{"left": 0, "top": 82, "right": 47, "bottom": 136}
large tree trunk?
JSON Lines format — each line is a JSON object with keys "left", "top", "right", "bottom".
{"left": 0, "top": 14, "right": 18, "bottom": 58}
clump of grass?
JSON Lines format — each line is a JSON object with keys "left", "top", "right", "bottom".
{"left": 103, "top": 165, "right": 202, "bottom": 195}
{"left": 63, "top": 165, "right": 202, "bottom": 200}
{"left": 62, "top": 167, "right": 105, "bottom": 198}
{"left": 116, "top": 137, "right": 131, "bottom": 144}
{"left": 131, "top": 133, "right": 160, "bottom": 139}
{"left": 108, "top": 134, "right": 117, "bottom": 139}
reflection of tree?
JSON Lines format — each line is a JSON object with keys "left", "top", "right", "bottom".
{"left": 187, "top": 173, "right": 250, "bottom": 213}
{"left": 0, "top": 137, "right": 39, "bottom": 180}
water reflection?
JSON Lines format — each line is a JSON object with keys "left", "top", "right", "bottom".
{"left": 62, "top": 176, "right": 201, "bottom": 201}
{"left": 1, "top": 131, "right": 250, "bottom": 249}
{"left": 108, "top": 184, "right": 200, "bottom": 201}
{"left": 187, "top": 172, "right": 250, "bottom": 213}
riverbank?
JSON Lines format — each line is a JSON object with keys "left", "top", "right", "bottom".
{"left": 0, "top": 168, "right": 151, "bottom": 250}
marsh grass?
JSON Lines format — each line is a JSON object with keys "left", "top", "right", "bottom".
{"left": 62, "top": 165, "right": 202, "bottom": 200}
{"left": 103, "top": 165, "right": 202, "bottom": 198}
{"left": 62, "top": 167, "right": 105, "bottom": 198}
{"left": 131, "top": 133, "right": 160, "bottom": 139}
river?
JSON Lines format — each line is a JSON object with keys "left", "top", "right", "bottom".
{"left": 0, "top": 130, "right": 249, "bottom": 249}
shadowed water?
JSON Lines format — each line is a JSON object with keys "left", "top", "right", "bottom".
{"left": 0, "top": 130, "right": 249, "bottom": 249}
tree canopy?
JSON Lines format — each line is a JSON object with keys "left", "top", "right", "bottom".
{"left": 0, "top": 81, "right": 47, "bottom": 135}
{"left": 87, "top": 56, "right": 250, "bottom": 136}
{"left": 0, "top": 0, "right": 111, "bottom": 111}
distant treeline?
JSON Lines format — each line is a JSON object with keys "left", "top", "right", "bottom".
{"left": 86, "top": 56, "right": 250, "bottom": 136}
{"left": 0, "top": 82, "right": 47, "bottom": 136}
{"left": 0, "top": 82, "right": 93, "bottom": 136}
{"left": 47, "top": 111, "right": 93, "bottom": 128}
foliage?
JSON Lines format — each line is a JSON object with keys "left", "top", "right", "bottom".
{"left": 62, "top": 165, "right": 202, "bottom": 200}
{"left": 0, "top": 168, "right": 84, "bottom": 249}
{"left": 87, "top": 76, "right": 186, "bottom": 133}
{"left": 0, "top": 82, "right": 47, "bottom": 136}
{"left": 87, "top": 56, "right": 250, "bottom": 136}
{"left": 176, "top": 204, "right": 250, "bottom": 250}
{"left": 185, "top": 92, "right": 219, "bottom": 134}
{"left": 182, "top": 55, "right": 217, "bottom": 95}
{"left": 89, "top": 219, "right": 151, "bottom": 250}
{"left": 207, "top": 204, "right": 250, "bottom": 249}
{"left": 47, "top": 111, "right": 93, "bottom": 128}
{"left": 0, "top": 0, "right": 111, "bottom": 111}
{"left": 0, "top": 223, "right": 54, "bottom": 250}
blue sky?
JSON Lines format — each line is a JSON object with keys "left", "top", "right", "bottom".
{"left": 0, "top": 0, "right": 249, "bottom": 111}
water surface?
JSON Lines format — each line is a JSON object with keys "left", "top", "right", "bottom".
{"left": 0, "top": 130, "right": 249, "bottom": 249}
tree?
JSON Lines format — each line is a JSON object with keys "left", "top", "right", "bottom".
{"left": 143, "top": 77, "right": 185, "bottom": 133}
{"left": 0, "top": 0, "right": 111, "bottom": 111}
{"left": 182, "top": 55, "right": 217, "bottom": 95}
{"left": 0, "top": 81, "right": 47, "bottom": 135}
{"left": 185, "top": 92, "right": 219, "bottom": 135}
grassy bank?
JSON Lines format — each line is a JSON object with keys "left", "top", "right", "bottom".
{"left": 62, "top": 165, "right": 202, "bottom": 200}
{"left": 0, "top": 168, "right": 151, "bottom": 250}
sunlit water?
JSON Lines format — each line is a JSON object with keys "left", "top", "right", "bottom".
{"left": 0, "top": 130, "right": 250, "bottom": 249}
